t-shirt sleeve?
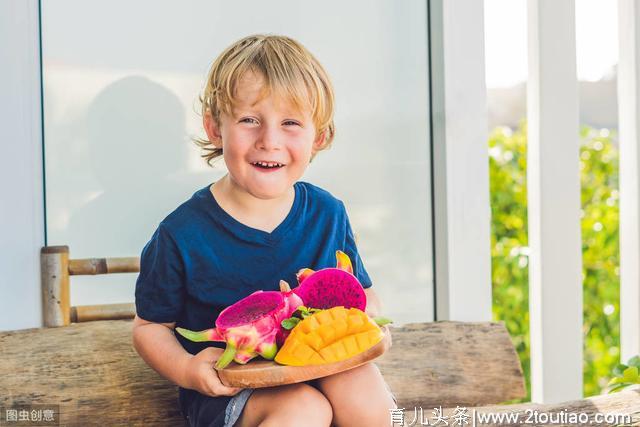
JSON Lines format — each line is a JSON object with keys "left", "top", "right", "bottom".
{"left": 340, "top": 202, "right": 373, "bottom": 289}
{"left": 135, "top": 223, "right": 185, "bottom": 323}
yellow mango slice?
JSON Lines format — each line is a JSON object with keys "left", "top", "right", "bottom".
{"left": 319, "top": 345, "right": 337, "bottom": 363}
{"left": 317, "top": 324, "right": 336, "bottom": 343}
{"left": 292, "top": 343, "right": 314, "bottom": 361}
{"left": 304, "top": 333, "right": 323, "bottom": 351}
{"left": 347, "top": 314, "right": 365, "bottom": 333}
{"left": 343, "top": 335, "right": 358, "bottom": 355}
{"left": 315, "top": 309, "right": 333, "bottom": 325}
{"left": 300, "top": 315, "right": 320, "bottom": 334}
{"left": 274, "top": 306, "right": 384, "bottom": 366}
{"left": 331, "top": 306, "right": 348, "bottom": 321}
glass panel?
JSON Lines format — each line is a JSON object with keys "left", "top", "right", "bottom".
{"left": 42, "top": 0, "right": 432, "bottom": 324}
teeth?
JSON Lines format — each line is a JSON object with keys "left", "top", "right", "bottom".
{"left": 253, "top": 161, "right": 283, "bottom": 168}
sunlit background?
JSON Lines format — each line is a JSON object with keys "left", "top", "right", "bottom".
{"left": 484, "top": 0, "right": 621, "bottom": 398}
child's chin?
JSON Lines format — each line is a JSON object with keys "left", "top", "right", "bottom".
{"left": 248, "top": 184, "right": 291, "bottom": 200}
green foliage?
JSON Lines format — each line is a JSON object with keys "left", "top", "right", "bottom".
{"left": 579, "top": 126, "right": 621, "bottom": 397}
{"left": 489, "top": 120, "right": 531, "bottom": 402}
{"left": 488, "top": 120, "right": 620, "bottom": 401}
{"left": 607, "top": 355, "right": 640, "bottom": 393}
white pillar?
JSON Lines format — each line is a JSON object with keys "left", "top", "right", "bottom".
{"left": 430, "top": 0, "right": 492, "bottom": 321}
{"left": 527, "top": 0, "right": 583, "bottom": 403}
{"left": 0, "top": 0, "right": 45, "bottom": 330}
{"left": 618, "top": 0, "right": 640, "bottom": 363}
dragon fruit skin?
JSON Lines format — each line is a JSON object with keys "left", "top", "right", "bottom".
{"left": 292, "top": 250, "right": 368, "bottom": 312}
{"left": 175, "top": 283, "right": 302, "bottom": 369}
{"left": 274, "top": 281, "right": 304, "bottom": 346}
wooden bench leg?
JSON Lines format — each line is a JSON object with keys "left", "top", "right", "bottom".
{"left": 41, "top": 246, "right": 70, "bottom": 327}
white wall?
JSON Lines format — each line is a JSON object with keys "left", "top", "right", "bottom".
{"left": 0, "top": 0, "right": 45, "bottom": 330}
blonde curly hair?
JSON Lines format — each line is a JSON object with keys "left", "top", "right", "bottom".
{"left": 193, "top": 34, "right": 336, "bottom": 166}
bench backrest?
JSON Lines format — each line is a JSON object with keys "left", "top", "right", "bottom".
{"left": 41, "top": 246, "right": 137, "bottom": 325}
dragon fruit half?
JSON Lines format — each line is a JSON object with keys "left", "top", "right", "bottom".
{"left": 175, "top": 280, "right": 303, "bottom": 369}
{"left": 273, "top": 251, "right": 368, "bottom": 345}
{"left": 293, "top": 250, "right": 367, "bottom": 311}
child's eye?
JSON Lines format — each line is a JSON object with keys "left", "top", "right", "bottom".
{"left": 283, "top": 120, "right": 300, "bottom": 126}
{"left": 240, "top": 117, "right": 258, "bottom": 124}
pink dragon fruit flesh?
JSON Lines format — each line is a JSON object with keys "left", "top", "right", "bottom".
{"left": 175, "top": 281, "right": 303, "bottom": 369}
{"left": 292, "top": 250, "right": 367, "bottom": 312}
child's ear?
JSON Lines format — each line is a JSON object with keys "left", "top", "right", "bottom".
{"left": 312, "top": 130, "right": 327, "bottom": 153}
{"left": 203, "top": 111, "right": 223, "bottom": 148}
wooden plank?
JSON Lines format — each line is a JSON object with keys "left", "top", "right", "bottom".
{"left": 0, "top": 320, "right": 525, "bottom": 426}
{"left": 70, "top": 303, "right": 135, "bottom": 322}
{"left": 429, "top": 0, "right": 492, "bottom": 321}
{"left": 68, "top": 257, "right": 139, "bottom": 275}
{"left": 526, "top": 0, "right": 583, "bottom": 403}
{"left": 378, "top": 321, "right": 526, "bottom": 409}
{"left": 618, "top": 0, "right": 640, "bottom": 362}
{"left": 0, "top": 320, "right": 182, "bottom": 426}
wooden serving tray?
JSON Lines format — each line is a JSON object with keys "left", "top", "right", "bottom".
{"left": 216, "top": 326, "right": 392, "bottom": 388}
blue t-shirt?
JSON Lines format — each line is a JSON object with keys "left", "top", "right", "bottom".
{"left": 135, "top": 181, "right": 372, "bottom": 393}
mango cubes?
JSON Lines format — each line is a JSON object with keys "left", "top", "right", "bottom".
{"left": 274, "top": 306, "right": 384, "bottom": 366}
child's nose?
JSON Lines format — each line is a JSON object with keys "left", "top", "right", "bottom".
{"left": 256, "top": 125, "right": 282, "bottom": 150}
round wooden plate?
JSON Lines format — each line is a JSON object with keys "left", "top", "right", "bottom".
{"left": 216, "top": 326, "right": 392, "bottom": 388}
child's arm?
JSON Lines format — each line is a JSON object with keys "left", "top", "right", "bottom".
{"left": 363, "top": 287, "right": 382, "bottom": 318}
{"left": 132, "top": 315, "right": 242, "bottom": 397}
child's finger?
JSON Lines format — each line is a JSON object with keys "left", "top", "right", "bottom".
{"left": 227, "top": 387, "right": 243, "bottom": 395}
{"left": 211, "top": 369, "right": 244, "bottom": 395}
{"left": 214, "top": 383, "right": 243, "bottom": 396}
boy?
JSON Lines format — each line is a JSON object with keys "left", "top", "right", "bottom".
{"left": 133, "top": 34, "right": 396, "bottom": 427}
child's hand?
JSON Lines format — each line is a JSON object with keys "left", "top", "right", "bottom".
{"left": 184, "top": 347, "right": 244, "bottom": 397}
{"left": 365, "top": 307, "right": 379, "bottom": 318}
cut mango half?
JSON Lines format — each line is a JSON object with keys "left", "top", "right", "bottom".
{"left": 274, "top": 306, "right": 387, "bottom": 366}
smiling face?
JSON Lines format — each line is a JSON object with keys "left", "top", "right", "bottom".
{"left": 204, "top": 71, "right": 325, "bottom": 201}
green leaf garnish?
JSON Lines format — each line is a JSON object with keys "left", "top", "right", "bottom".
{"left": 281, "top": 306, "right": 326, "bottom": 331}
{"left": 373, "top": 316, "right": 393, "bottom": 327}
{"left": 281, "top": 317, "right": 301, "bottom": 330}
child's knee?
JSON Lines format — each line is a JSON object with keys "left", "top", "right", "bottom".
{"left": 282, "top": 383, "right": 333, "bottom": 418}
{"left": 316, "top": 364, "right": 395, "bottom": 427}
{"left": 343, "top": 395, "right": 395, "bottom": 426}
{"left": 263, "top": 383, "right": 333, "bottom": 426}
{"left": 238, "top": 383, "right": 332, "bottom": 427}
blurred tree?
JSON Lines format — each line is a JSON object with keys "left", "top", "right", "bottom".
{"left": 488, "top": 120, "right": 619, "bottom": 401}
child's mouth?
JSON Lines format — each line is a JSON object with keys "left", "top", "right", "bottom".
{"left": 251, "top": 161, "right": 285, "bottom": 172}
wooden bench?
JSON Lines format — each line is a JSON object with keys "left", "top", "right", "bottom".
{"left": 1, "top": 246, "right": 639, "bottom": 426}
